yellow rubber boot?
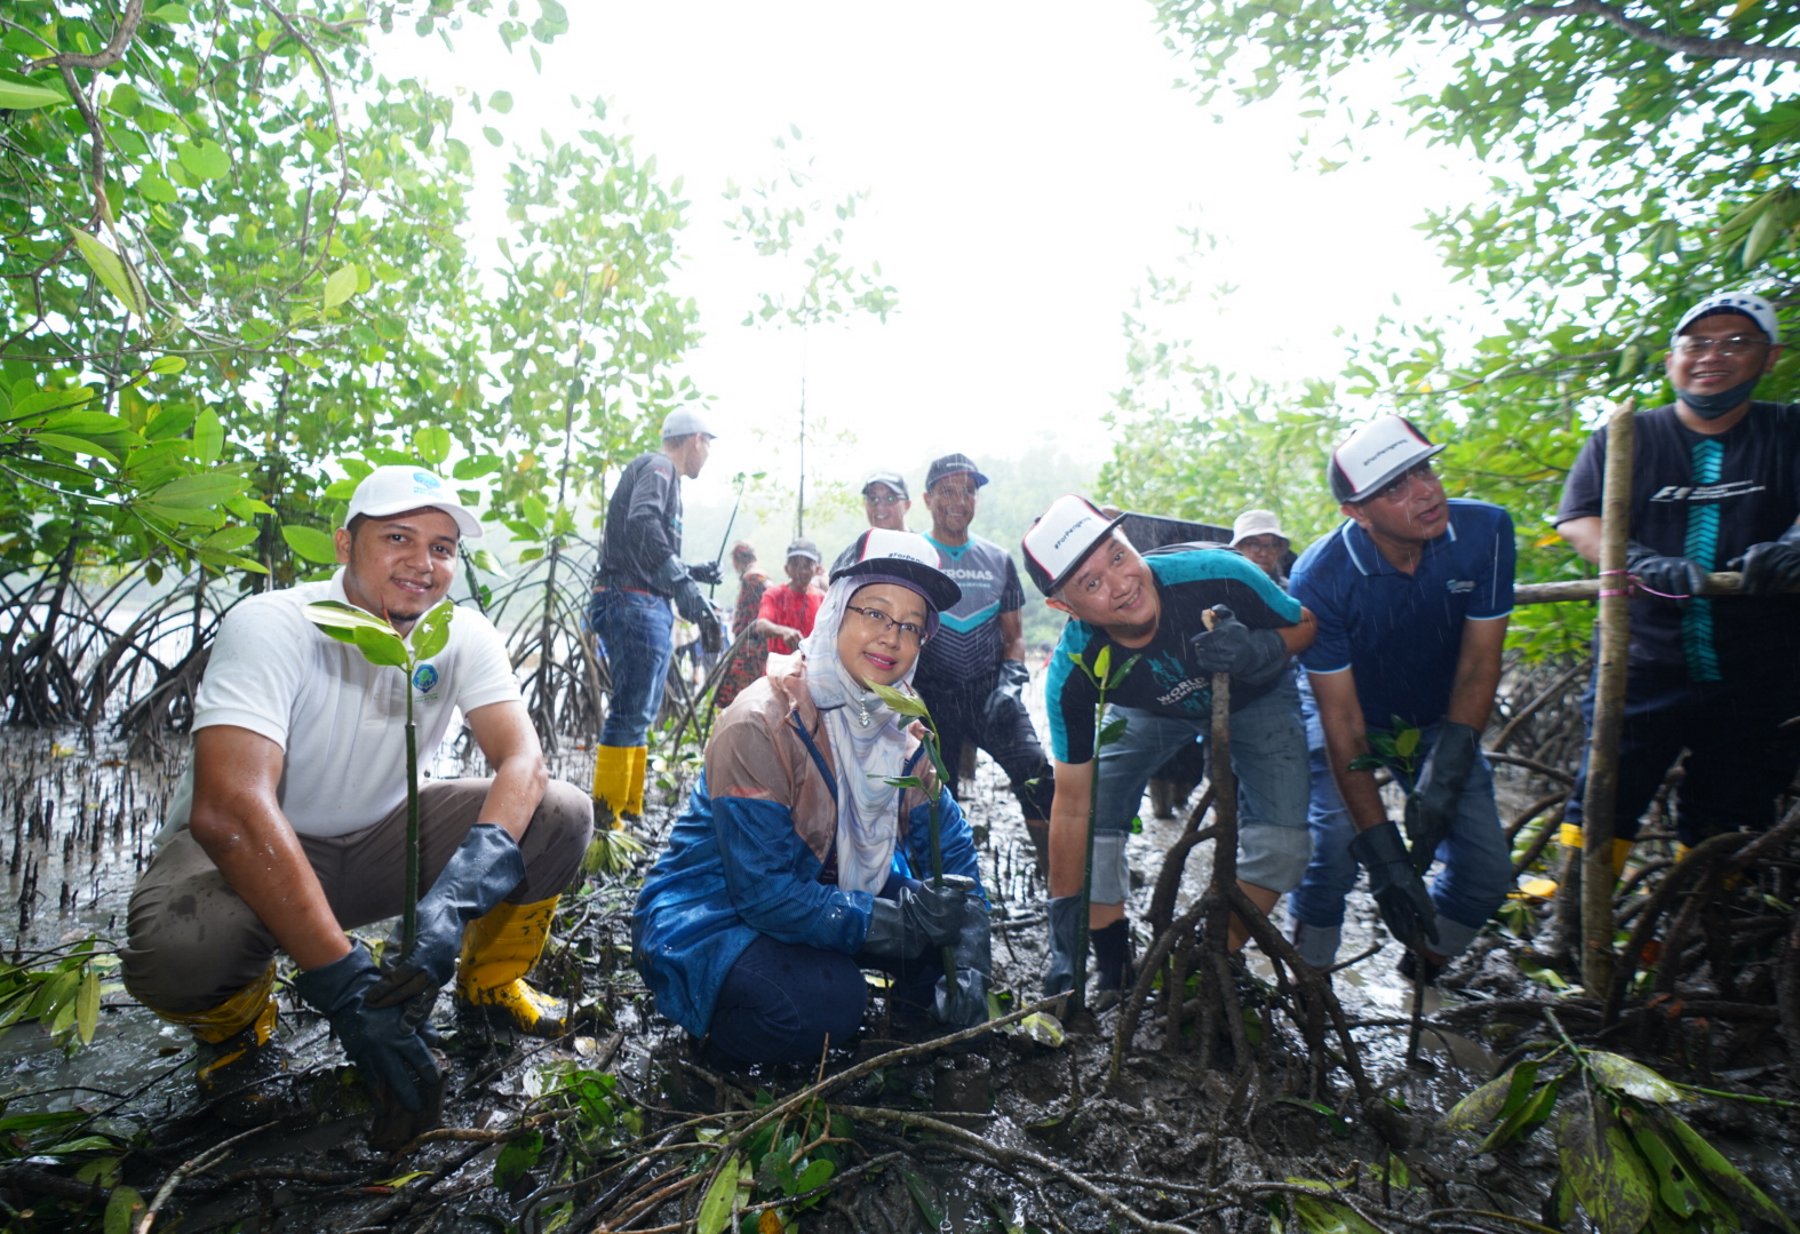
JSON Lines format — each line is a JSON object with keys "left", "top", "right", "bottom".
{"left": 147, "top": 964, "right": 284, "bottom": 1115}
{"left": 592, "top": 744, "right": 635, "bottom": 830}
{"left": 624, "top": 745, "right": 648, "bottom": 817}
{"left": 456, "top": 897, "right": 569, "bottom": 1036}
{"left": 1539, "top": 825, "right": 1634, "bottom": 893}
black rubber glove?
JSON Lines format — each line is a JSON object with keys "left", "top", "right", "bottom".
{"left": 860, "top": 882, "right": 966, "bottom": 959}
{"left": 294, "top": 942, "right": 442, "bottom": 1113}
{"left": 1041, "top": 895, "right": 1083, "bottom": 997}
{"left": 1189, "top": 605, "right": 1290, "bottom": 688}
{"left": 1348, "top": 820, "right": 1439, "bottom": 951}
{"left": 698, "top": 606, "right": 723, "bottom": 654}
{"left": 932, "top": 891, "right": 992, "bottom": 1029}
{"left": 1736, "top": 523, "right": 1800, "bottom": 596}
{"left": 687, "top": 560, "right": 724, "bottom": 587}
{"left": 1626, "top": 541, "right": 1704, "bottom": 601}
{"left": 1403, "top": 723, "right": 1480, "bottom": 876}
{"left": 366, "top": 824, "right": 525, "bottom": 1009}
{"left": 982, "top": 660, "right": 1031, "bottom": 729}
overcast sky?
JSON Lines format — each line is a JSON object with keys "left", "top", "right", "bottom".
{"left": 383, "top": 3, "right": 1485, "bottom": 511}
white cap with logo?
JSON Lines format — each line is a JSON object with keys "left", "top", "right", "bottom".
{"left": 1021, "top": 494, "right": 1128, "bottom": 595}
{"left": 346, "top": 466, "right": 482, "bottom": 539}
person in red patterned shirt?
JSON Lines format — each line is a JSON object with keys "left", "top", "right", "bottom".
{"left": 757, "top": 538, "right": 825, "bottom": 656}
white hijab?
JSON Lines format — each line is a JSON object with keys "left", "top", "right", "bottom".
{"left": 798, "top": 575, "right": 930, "bottom": 896}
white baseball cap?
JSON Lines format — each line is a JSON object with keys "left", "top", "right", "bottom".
{"left": 1328, "top": 416, "right": 1445, "bottom": 505}
{"left": 1672, "top": 290, "right": 1780, "bottom": 348}
{"left": 661, "top": 407, "right": 716, "bottom": 439}
{"left": 1021, "top": 494, "right": 1127, "bottom": 595}
{"left": 345, "top": 466, "right": 482, "bottom": 539}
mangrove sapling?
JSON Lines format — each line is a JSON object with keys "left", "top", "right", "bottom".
{"left": 869, "top": 681, "right": 964, "bottom": 992}
{"left": 1442, "top": 1015, "right": 1798, "bottom": 1234}
{"left": 304, "top": 595, "right": 455, "bottom": 1142}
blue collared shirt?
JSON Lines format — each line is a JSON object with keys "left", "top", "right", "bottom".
{"left": 1290, "top": 500, "right": 1515, "bottom": 732}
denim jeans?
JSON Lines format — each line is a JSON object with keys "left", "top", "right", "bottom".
{"left": 1288, "top": 693, "right": 1513, "bottom": 963}
{"left": 590, "top": 588, "right": 675, "bottom": 748}
{"left": 1090, "top": 674, "right": 1311, "bottom": 903}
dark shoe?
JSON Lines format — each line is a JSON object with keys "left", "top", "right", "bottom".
{"left": 1091, "top": 920, "right": 1136, "bottom": 1010}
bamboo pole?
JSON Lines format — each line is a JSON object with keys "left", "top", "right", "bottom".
{"left": 1579, "top": 400, "right": 1636, "bottom": 995}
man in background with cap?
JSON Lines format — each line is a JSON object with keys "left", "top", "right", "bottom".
{"left": 1023, "top": 495, "right": 1316, "bottom": 1000}
{"left": 757, "top": 536, "right": 824, "bottom": 655}
{"left": 829, "top": 470, "right": 915, "bottom": 574}
{"left": 1555, "top": 290, "right": 1800, "bottom": 870}
{"left": 914, "top": 452, "right": 1058, "bottom": 874}
{"left": 1231, "top": 509, "right": 1293, "bottom": 586}
{"left": 589, "top": 408, "right": 723, "bottom": 827}
{"left": 1287, "top": 416, "right": 1515, "bottom": 982}
{"left": 122, "top": 466, "right": 593, "bottom": 1120}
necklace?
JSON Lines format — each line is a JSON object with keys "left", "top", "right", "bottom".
{"left": 853, "top": 693, "right": 875, "bottom": 728}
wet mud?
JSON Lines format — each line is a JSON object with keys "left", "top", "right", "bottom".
{"left": 3, "top": 728, "right": 1797, "bottom": 1233}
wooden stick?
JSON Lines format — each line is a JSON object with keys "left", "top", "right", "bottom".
{"left": 1580, "top": 399, "right": 1635, "bottom": 995}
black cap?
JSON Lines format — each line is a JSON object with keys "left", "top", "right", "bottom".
{"left": 924, "top": 453, "right": 989, "bottom": 492}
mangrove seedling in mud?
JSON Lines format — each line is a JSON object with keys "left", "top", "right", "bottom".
{"left": 869, "top": 680, "right": 966, "bottom": 991}
{"left": 1443, "top": 1022, "right": 1798, "bottom": 1234}
{"left": 304, "top": 597, "right": 455, "bottom": 953}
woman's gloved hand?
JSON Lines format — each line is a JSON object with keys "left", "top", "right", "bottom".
{"left": 861, "top": 882, "right": 967, "bottom": 959}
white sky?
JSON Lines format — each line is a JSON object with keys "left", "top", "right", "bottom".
{"left": 383, "top": 3, "right": 1487, "bottom": 510}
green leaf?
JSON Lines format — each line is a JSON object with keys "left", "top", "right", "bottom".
{"left": 1479, "top": 1072, "right": 1560, "bottom": 1152}
{"left": 103, "top": 1184, "right": 146, "bottom": 1234}
{"left": 467, "top": 547, "right": 509, "bottom": 579}
{"left": 413, "top": 425, "right": 451, "bottom": 465}
{"left": 145, "top": 471, "right": 243, "bottom": 509}
{"left": 282, "top": 525, "right": 340, "bottom": 564}
{"left": 1658, "top": 1110, "right": 1798, "bottom": 1234}
{"left": 0, "top": 74, "right": 67, "bottom": 111}
{"left": 192, "top": 407, "right": 223, "bottom": 464}
{"left": 1093, "top": 643, "right": 1113, "bottom": 682}
{"left": 483, "top": 126, "right": 504, "bottom": 147}
{"left": 794, "top": 1157, "right": 835, "bottom": 1195}
{"left": 696, "top": 1154, "right": 742, "bottom": 1234}
{"left": 493, "top": 1130, "right": 543, "bottom": 1191}
{"left": 882, "top": 775, "right": 925, "bottom": 790}
{"left": 1097, "top": 715, "right": 1129, "bottom": 748}
{"left": 489, "top": 90, "right": 514, "bottom": 113}
{"left": 177, "top": 138, "right": 231, "bottom": 181}
{"left": 351, "top": 623, "right": 410, "bottom": 668}
{"left": 1292, "top": 1193, "right": 1383, "bottom": 1234}
{"left": 1444, "top": 1064, "right": 1525, "bottom": 1131}
{"left": 1586, "top": 1052, "right": 1682, "bottom": 1104}
{"left": 868, "top": 682, "right": 929, "bottom": 718}
{"left": 1394, "top": 727, "right": 1421, "bottom": 759}
{"left": 323, "top": 263, "right": 359, "bottom": 310}
{"left": 71, "top": 229, "right": 150, "bottom": 318}
{"left": 1619, "top": 1108, "right": 1708, "bottom": 1220}
{"left": 148, "top": 354, "right": 187, "bottom": 375}
{"left": 410, "top": 599, "right": 456, "bottom": 660}
{"left": 75, "top": 967, "right": 100, "bottom": 1046}
{"left": 1556, "top": 1089, "right": 1653, "bottom": 1234}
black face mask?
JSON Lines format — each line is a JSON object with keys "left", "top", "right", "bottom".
{"left": 1676, "top": 374, "right": 1762, "bottom": 420}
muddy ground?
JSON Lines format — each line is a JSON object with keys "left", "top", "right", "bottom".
{"left": 2, "top": 724, "right": 1797, "bottom": 1233}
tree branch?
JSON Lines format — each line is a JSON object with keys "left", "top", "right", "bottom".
{"left": 26, "top": 0, "right": 146, "bottom": 72}
{"left": 1449, "top": 0, "right": 1800, "bottom": 65}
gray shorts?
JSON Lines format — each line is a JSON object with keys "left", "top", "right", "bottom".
{"left": 121, "top": 778, "right": 592, "bottom": 1014}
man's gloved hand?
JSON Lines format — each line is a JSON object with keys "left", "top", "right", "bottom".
{"left": 672, "top": 578, "right": 712, "bottom": 625}
{"left": 860, "top": 881, "right": 967, "bottom": 959}
{"left": 1626, "top": 541, "right": 1705, "bottom": 601}
{"left": 1735, "top": 523, "right": 1800, "bottom": 596}
{"left": 1189, "top": 605, "right": 1289, "bottom": 688}
{"left": 932, "top": 889, "right": 992, "bottom": 1029}
{"left": 294, "top": 942, "right": 442, "bottom": 1113}
{"left": 1403, "top": 723, "right": 1480, "bottom": 876}
{"left": 982, "top": 659, "right": 1031, "bottom": 729}
{"left": 698, "top": 606, "right": 724, "bottom": 654}
{"left": 1348, "top": 820, "right": 1439, "bottom": 951}
{"left": 367, "top": 824, "right": 525, "bottom": 1009}
{"left": 687, "top": 560, "right": 724, "bottom": 587}
{"left": 1042, "top": 895, "right": 1083, "bottom": 996}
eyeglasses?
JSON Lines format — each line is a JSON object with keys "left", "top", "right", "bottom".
{"left": 1370, "top": 461, "right": 1440, "bottom": 504}
{"left": 864, "top": 492, "right": 905, "bottom": 507}
{"left": 845, "top": 603, "right": 927, "bottom": 644}
{"left": 1236, "top": 536, "right": 1286, "bottom": 554}
{"left": 1673, "top": 334, "right": 1769, "bottom": 358}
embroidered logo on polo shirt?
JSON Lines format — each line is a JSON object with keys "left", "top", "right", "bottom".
{"left": 412, "top": 664, "right": 440, "bottom": 694}
{"left": 1445, "top": 580, "right": 1475, "bottom": 594}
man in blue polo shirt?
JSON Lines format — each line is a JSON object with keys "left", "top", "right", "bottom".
{"left": 1023, "top": 495, "right": 1317, "bottom": 999}
{"left": 1287, "top": 416, "right": 1516, "bottom": 980}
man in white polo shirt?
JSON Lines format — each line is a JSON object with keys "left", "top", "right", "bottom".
{"left": 122, "top": 467, "right": 591, "bottom": 1117}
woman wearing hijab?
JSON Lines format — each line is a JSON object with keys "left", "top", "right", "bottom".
{"left": 633, "top": 529, "right": 991, "bottom": 1066}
